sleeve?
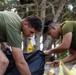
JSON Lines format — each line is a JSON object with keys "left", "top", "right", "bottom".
{"left": 6, "top": 25, "right": 22, "bottom": 48}
{"left": 62, "top": 21, "right": 73, "bottom": 36}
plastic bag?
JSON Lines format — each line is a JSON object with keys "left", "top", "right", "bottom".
{"left": 4, "top": 50, "right": 45, "bottom": 75}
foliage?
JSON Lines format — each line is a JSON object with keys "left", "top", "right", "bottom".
{"left": 20, "top": 0, "right": 33, "bottom": 4}
{"left": 56, "top": 51, "right": 68, "bottom": 60}
{"left": 0, "top": 1, "right": 5, "bottom": 11}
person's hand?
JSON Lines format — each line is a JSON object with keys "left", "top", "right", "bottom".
{"left": 52, "top": 60, "right": 60, "bottom": 67}
{"left": 46, "top": 60, "right": 60, "bottom": 67}
{"left": 2, "top": 46, "right": 10, "bottom": 51}
{"left": 43, "top": 50, "right": 50, "bottom": 55}
{"left": 2, "top": 46, "right": 12, "bottom": 53}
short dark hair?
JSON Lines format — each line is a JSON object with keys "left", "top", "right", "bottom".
{"left": 25, "top": 16, "right": 42, "bottom": 32}
{"left": 43, "top": 20, "right": 53, "bottom": 34}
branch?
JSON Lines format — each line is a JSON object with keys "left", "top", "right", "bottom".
{"left": 48, "top": 2, "right": 55, "bottom": 17}
{"left": 33, "top": 0, "right": 39, "bottom": 16}
{"left": 13, "top": 3, "right": 34, "bottom": 8}
{"left": 53, "top": 0, "right": 67, "bottom": 22}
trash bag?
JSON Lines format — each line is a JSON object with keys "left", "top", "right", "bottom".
{"left": 4, "top": 49, "right": 45, "bottom": 75}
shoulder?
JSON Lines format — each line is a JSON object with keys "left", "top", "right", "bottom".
{"left": 61, "top": 21, "right": 73, "bottom": 36}
{"left": 61, "top": 21, "right": 73, "bottom": 29}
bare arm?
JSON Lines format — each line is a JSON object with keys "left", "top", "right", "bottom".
{"left": 61, "top": 54, "right": 76, "bottom": 63}
{"left": 46, "top": 48, "right": 76, "bottom": 67}
{"left": 61, "top": 48, "right": 76, "bottom": 63}
{"left": 11, "top": 47, "right": 31, "bottom": 75}
{"left": 44, "top": 32, "right": 72, "bottom": 55}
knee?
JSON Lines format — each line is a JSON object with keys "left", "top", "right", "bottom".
{"left": 0, "top": 57, "right": 9, "bottom": 66}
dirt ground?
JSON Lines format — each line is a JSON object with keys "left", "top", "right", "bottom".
{"left": 44, "top": 63, "right": 73, "bottom": 75}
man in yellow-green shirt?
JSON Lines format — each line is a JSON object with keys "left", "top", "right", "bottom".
{"left": 43, "top": 20, "right": 76, "bottom": 66}
{"left": 0, "top": 11, "right": 42, "bottom": 75}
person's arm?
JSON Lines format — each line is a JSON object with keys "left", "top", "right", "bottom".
{"left": 46, "top": 48, "right": 76, "bottom": 67}
{"left": 44, "top": 32, "right": 72, "bottom": 55}
{"left": 11, "top": 47, "right": 31, "bottom": 75}
{"left": 6, "top": 22, "right": 31, "bottom": 75}
{"left": 61, "top": 48, "right": 76, "bottom": 63}
{"left": 61, "top": 54, "right": 76, "bottom": 63}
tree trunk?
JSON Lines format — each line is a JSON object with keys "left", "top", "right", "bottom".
{"left": 34, "top": 0, "right": 46, "bottom": 50}
{"left": 53, "top": 0, "right": 67, "bottom": 22}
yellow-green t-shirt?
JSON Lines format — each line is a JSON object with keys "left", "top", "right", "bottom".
{"left": 0, "top": 11, "right": 22, "bottom": 48}
{"left": 61, "top": 21, "right": 76, "bottom": 50}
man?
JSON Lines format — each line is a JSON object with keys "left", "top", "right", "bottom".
{"left": 0, "top": 11, "right": 42, "bottom": 75}
{"left": 43, "top": 20, "right": 76, "bottom": 67}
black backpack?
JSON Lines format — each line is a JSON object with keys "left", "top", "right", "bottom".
{"left": 4, "top": 50, "right": 45, "bottom": 75}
